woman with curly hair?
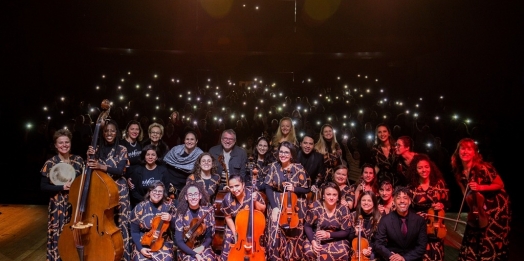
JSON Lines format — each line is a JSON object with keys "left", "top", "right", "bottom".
{"left": 451, "top": 138, "right": 511, "bottom": 261}
{"left": 174, "top": 181, "right": 216, "bottom": 261}
{"left": 406, "top": 154, "right": 449, "bottom": 261}
{"left": 186, "top": 152, "right": 221, "bottom": 202}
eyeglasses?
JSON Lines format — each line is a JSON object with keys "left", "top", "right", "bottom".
{"left": 187, "top": 192, "right": 200, "bottom": 199}
{"left": 151, "top": 189, "right": 164, "bottom": 194}
{"left": 150, "top": 131, "right": 161, "bottom": 135}
{"left": 279, "top": 150, "right": 290, "bottom": 156}
{"left": 222, "top": 137, "right": 235, "bottom": 142}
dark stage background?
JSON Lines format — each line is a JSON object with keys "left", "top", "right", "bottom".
{"left": 1, "top": 0, "right": 523, "bottom": 225}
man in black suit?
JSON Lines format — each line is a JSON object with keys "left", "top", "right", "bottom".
{"left": 374, "top": 186, "right": 427, "bottom": 261}
{"left": 297, "top": 135, "right": 326, "bottom": 192}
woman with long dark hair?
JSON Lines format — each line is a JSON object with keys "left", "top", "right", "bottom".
{"left": 186, "top": 152, "right": 221, "bottom": 202}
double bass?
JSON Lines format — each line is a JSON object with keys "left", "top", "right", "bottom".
{"left": 228, "top": 165, "right": 266, "bottom": 260}
{"left": 212, "top": 154, "right": 229, "bottom": 252}
{"left": 58, "top": 99, "right": 124, "bottom": 261}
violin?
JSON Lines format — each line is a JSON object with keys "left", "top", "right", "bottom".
{"left": 426, "top": 208, "right": 447, "bottom": 239}
{"left": 58, "top": 100, "right": 124, "bottom": 261}
{"left": 228, "top": 165, "right": 266, "bottom": 260}
{"left": 141, "top": 213, "right": 170, "bottom": 251}
{"left": 183, "top": 208, "right": 212, "bottom": 249}
{"left": 278, "top": 169, "right": 299, "bottom": 229}
{"left": 464, "top": 173, "right": 488, "bottom": 228}
{"left": 351, "top": 215, "right": 370, "bottom": 261}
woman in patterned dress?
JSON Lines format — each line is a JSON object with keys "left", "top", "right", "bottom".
{"left": 40, "top": 129, "right": 84, "bottom": 261}
{"left": 369, "top": 123, "right": 400, "bottom": 187}
{"left": 314, "top": 124, "right": 343, "bottom": 183}
{"left": 186, "top": 153, "right": 221, "bottom": 203}
{"left": 174, "top": 181, "right": 216, "bottom": 261}
{"left": 130, "top": 181, "right": 176, "bottom": 261}
{"left": 406, "top": 154, "right": 449, "bottom": 261}
{"left": 265, "top": 141, "right": 310, "bottom": 261}
{"left": 86, "top": 119, "right": 132, "bottom": 260}
{"left": 377, "top": 178, "right": 395, "bottom": 216}
{"left": 331, "top": 165, "right": 353, "bottom": 210}
{"left": 348, "top": 163, "right": 379, "bottom": 211}
{"left": 219, "top": 174, "right": 266, "bottom": 261}
{"left": 393, "top": 136, "right": 418, "bottom": 187}
{"left": 348, "top": 191, "right": 382, "bottom": 261}
{"left": 303, "top": 182, "right": 351, "bottom": 261}
{"left": 252, "top": 136, "right": 276, "bottom": 191}
{"left": 452, "top": 138, "right": 511, "bottom": 261}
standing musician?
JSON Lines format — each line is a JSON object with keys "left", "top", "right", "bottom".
{"left": 186, "top": 153, "right": 221, "bottom": 202}
{"left": 348, "top": 191, "right": 382, "bottom": 261}
{"left": 209, "top": 129, "right": 248, "bottom": 187}
{"left": 314, "top": 124, "right": 343, "bottom": 183}
{"left": 377, "top": 179, "right": 395, "bottom": 216}
{"left": 297, "top": 135, "right": 326, "bottom": 203}
{"left": 86, "top": 118, "right": 132, "bottom": 260}
{"left": 303, "top": 182, "right": 351, "bottom": 261}
{"left": 40, "top": 129, "right": 84, "bottom": 261}
{"left": 406, "top": 154, "right": 449, "bottom": 261}
{"left": 174, "top": 182, "right": 216, "bottom": 261}
{"left": 264, "top": 141, "right": 310, "bottom": 261}
{"left": 130, "top": 181, "right": 175, "bottom": 261}
{"left": 451, "top": 138, "right": 511, "bottom": 261}
{"left": 348, "top": 164, "right": 379, "bottom": 211}
{"left": 219, "top": 174, "right": 266, "bottom": 261}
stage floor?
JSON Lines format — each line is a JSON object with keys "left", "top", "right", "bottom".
{"left": 0, "top": 204, "right": 517, "bottom": 261}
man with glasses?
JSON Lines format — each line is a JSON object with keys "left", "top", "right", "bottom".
{"left": 209, "top": 129, "right": 248, "bottom": 188}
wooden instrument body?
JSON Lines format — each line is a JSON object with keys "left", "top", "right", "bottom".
{"left": 184, "top": 211, "right": 209, "bottom": 249}
{"left": 228, "top": 209, "right": 266, "bottom": 260}
{"left": 58, "top": 169, "right": 123, "bottom": 261}
{"left": 141, "top": 215, "right": 170, "bottom": 251}
{"left": 212, "top": 189, "right": 227, "bottom": 252}
{"left": 465, "top": 173, "right": 488, "bottom": 228}
{"left": 426, "top": 208, "right": 447, "bottom": 239}
{"left": 351, "top": 217, "right": 370, "bottom": 261}
{"left": 279, "top": 190, "right": 299, "bottom": 229}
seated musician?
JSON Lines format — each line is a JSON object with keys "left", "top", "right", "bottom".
{"left": 186, "top": 153, "right": 221, "bottom": 202}
{"left": 348, "top": 191, "right": 382, "bottom": 261}
{"left": 174, "top": 181, "right": 216, "bottom": 261}
{"left": 130, "top": 181, "right": 176, "bottom": 261}
{"left": 303, "top": 182, "right": 351, "bottom": 261}
{"left": 220, "top": 174, "right": 266, "bottom": 261}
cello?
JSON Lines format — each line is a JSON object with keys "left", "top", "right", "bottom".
{"left": 58, "top": 99, "right": 124, "bottom": 261}
{"left": 212, "top": 154, "right": 229, "bottom": 252}
{"left": 228, "top": 165, "right": 266, "bottom": 261}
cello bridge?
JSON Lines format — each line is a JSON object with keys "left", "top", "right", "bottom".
{"left": 72, "top": 222, "right": 93, "bottom": 229}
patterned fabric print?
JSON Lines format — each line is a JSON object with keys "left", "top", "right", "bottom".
{"left": 174, "top": 206, "right": 216, "bottom": 261}
{"left": 339, "top": 185, "right": 354, "bottom": 210}
{"left": 264, "top": 162, "right": 309, "bottom": 261}
{"left": 370, "top": 145, "right": 403, "bottom": 187}
{"left": 254, "top": 160, "right": 271, "bottom": 190}
{"left": 322, "top": 152, "right": 340, "bottom": 184}
{"left": 458, "top": 164, "right": 511, "bottom": 261}
{"left": 303, "top": 201, "right": 351, "bottom": 261}
{"left": 98, "top": 145, "right": 132, "bottom": 261}
{"left": 41, "top": 155, "right": 84, "bottom": 261}
{"left": 130, "top": 201, "right": 176, "bottom": 261}
{"left": 409, "top": 179, "right": 449, "bottom": 261}
{"left": 186, "top": 174, "right": 221, "bottom": 201}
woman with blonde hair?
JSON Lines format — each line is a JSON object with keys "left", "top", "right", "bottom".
{"left": 271, "top": 117, "right": 299, "bottom": 152}
{"left": 314, "top": 124, "right": 343, "bottom": 183}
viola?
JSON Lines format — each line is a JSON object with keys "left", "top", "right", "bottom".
{"left": 278, "top": 170, "right": 299, "bottom": 229}
{"left": 183, "top": 208, "right": 212, "bottom": 249}
{"left": 426, "top": 208, "right": 447, "bottom": 239}
{"left": 228, "top": 165, "right": 266, "bottom": 261}
{"left": 58, "top": 100, "right": 124, "bottom": 261}
{"left": 351, "top": 215, "right": 370, "bottom": 261}
{"left": 464, "top": 173, "right": 488, "bottom": 228}
{"left": 141, "top": 214, "right": 170, "bottom": 251}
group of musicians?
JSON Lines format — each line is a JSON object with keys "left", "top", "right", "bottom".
{"left": 41, "top": 118, "right": 511, "bottom": 261}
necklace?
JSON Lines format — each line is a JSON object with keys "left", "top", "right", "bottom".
{"left": 127, "top": 138, "right": 137, "bottom": 147}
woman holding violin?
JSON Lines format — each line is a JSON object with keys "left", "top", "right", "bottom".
{"left": 452, "top": 138, "right": 511, "bottom": 261}
{"left": 86, "top": 118, "right": 132, "bottom": 260}
{"left": 40, "top": 129, "right": 84, "bottom": 261}
{"left": 174, "top": 181, "right": 216, "bottom": 261}
{"left": 264, "top": 141, "right": 310, "bottom": 261}
{"left": 219, "top": 174, "right": 266, "bottom": 261}
{"left": 130, "top": 181, "right": 175, "bottom": 261}
{"left": 348, "top": 191, "right": 382, "bottom": 261}
{"left": 186, "top": 153, "right": 221, "bottom": 202}
{"left": 303, "top": 182, "right": 351, "bottom": 261}
{"left": 407, "top": 154, "right": 449, "bottom": 261}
